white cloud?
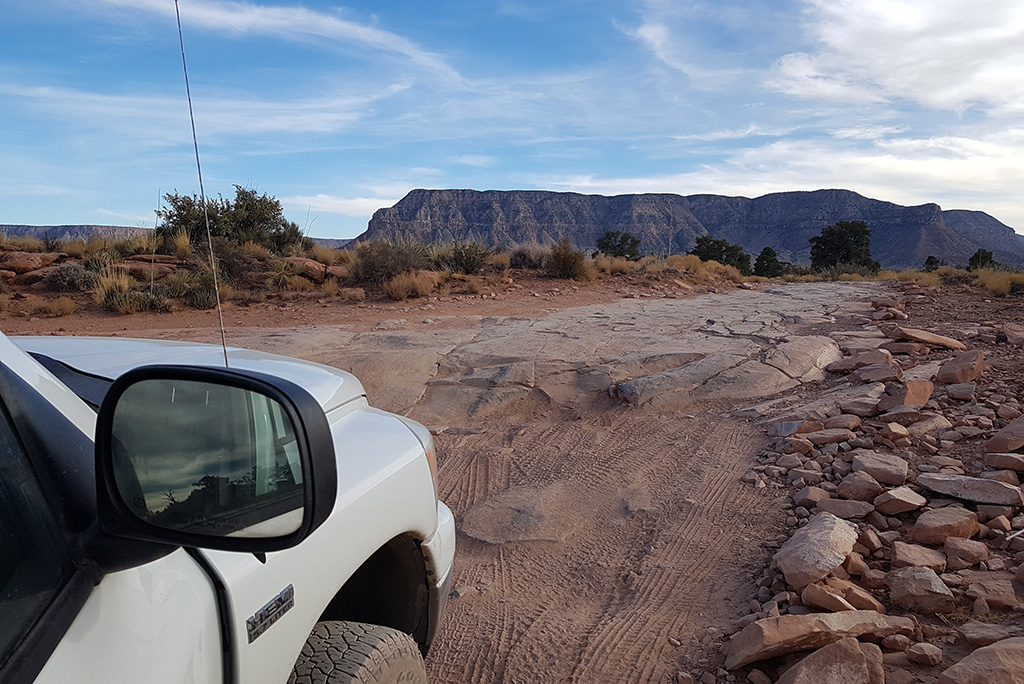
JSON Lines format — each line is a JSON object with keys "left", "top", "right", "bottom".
{"left": 96, "top": 0, "right": 462, "bottom": 83}
{"left": 673, "top": 124, "right": 797, "bottom": 141}
{"left": 282, "top": 193, "right": 397, "bottom": 217}
{"left": 452, "top": 155, "right": 496, "bottom": 167}
{"left": 770, "top": 0, "right": 1024, "bottom": 113}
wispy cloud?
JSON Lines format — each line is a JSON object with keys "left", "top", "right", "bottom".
{"left": 282, "top": 193, "right": 397, "bottom": 217}
{"left": 97, "top": 0, "right": 462, "bottom": 83}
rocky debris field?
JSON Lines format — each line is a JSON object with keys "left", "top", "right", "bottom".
{"left": 721, "top": 284, "right": 1024, "bottom": 684}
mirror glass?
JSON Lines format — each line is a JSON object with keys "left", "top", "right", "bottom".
{"left": 110, "top": 378, "right": 305, "bottom": 538}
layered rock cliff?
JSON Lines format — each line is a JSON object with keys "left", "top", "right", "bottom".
{"left": 362, "top": 189, "right": 1024, "bottom": 268}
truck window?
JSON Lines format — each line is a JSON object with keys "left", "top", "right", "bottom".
{"left": 0, "top": 406, "right": 75, "bottom": 668}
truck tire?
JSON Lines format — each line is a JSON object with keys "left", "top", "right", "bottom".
{"left": 289, "top": 621, "right": 427, "bottom": 684}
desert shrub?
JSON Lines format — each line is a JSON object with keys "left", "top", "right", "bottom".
{"left": 974, "top": 269, "right": 1024, "bottom": 296}
{"left": 594, "top": 255, "right": 639, "bottom": 275}
{"left": 596, "top": 231, "right": 641, "bottom": 260}
{"left": 60, "top": 240, "right": 86, "bottom": 258}
{"left": 158, "top": 270, "right": 198, "bottom": 298}
{"left": 322, "top": 277, "right": 340, "bottom": 297}
{"left": 44, "top": 263, "right": 98, "bottom": 292}
{"left": 240, "top": 240, "right": 273, "bottom": 261}
{"left": 351, "top": 240, "right": 431, "bottom": 284}
{"left": 217, "top": 283, "right": 235, "bottom": 302}
{"left": 169, "top": 228, "right": 194, "bottom": 262}
{"left": 703, "top": 260, "right": 745, "bottom": 283}
{"left": 816, "top": 262, "right": 881, "bottom": 281}
{"left": 665, "top": 254, "right": 703, "bottom": 274}
{"left": 187, "top": 288, "right": 218, "bottom": 310}
{"left": 464, "top": 276, "right": 491, "bottom": 295}
{"left": 968, "top": 249, "right": 999, "bottom": 271}
{"left": 382, "top": 272, "right": 435, "bottom": 300}
{"left": 34, "top": 296, "right": 78, "bottom": 317}
{"left": 640, "top": 256, "right": 664, "bottom": 275}
{"left": 936, "top": 266, "right": 974, "bottom": 286}
{"left": 545, "top": 238, "right": 590, "bottom": 281}
{"left": 286, "top": 275, "right": 314, "bottom": 292}
{"left": 308, "top": 243, "right": 340, "bottom": 266}
{"left": 92, "top": 268, "right": 133, "bottom": 306}
{"left": 339, "top": 287, "right": 365, "bottom": 302}
{"left": 333, "top": 248, "right": 358, "bottom": 266}
{"left": 203, "top": 236, "right": 261, "bottom": 284}
{"left": 265, "top": 260, "right": 301, "bottom": 291}
{"left": 0, "top": 293, "right": 11, "bottom": 311}
{"left": 689, "top": 236, "right": 752, "bottom": 275}
{"left": 509, "top": 245, "right": 546, "bottom": 270}
{"left": 85, "top": 248, "right": 123, "bottom": 271}
{"left": 431, "top": 242, "right": 491, "bottom": 275}
{"left": 487, "top": 252, "right": 511, "bottom": 270}
{"left": 128, "top": 233, "right": 161, "bottom": 255}
{"left": 7, "top": 235, "right": 45, "bottom": 252}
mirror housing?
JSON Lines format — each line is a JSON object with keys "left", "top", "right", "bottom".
{"left": 95, "top": 365, "right": 337, "bottom": 553}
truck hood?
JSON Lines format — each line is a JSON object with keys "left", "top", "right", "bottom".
{"left": 13, "top": 336, "right": 366, "bottom": 414}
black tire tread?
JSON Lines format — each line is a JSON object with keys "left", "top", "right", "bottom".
{"left": 289, "top": 621, "right": 426, "bottom": 684}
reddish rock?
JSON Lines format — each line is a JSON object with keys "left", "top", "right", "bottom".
{"left": 957, "top": 621, "right": 1012, "bottom": 647}
{"left": 944, "top": 537, "right": 989, "bottom": 571}
{"left": 853, "top": 364, "right": 903, "bottom": 383}
{"left": 824, "top": 414, "right": 862, "bottom": 430}
{"left": 909, "top": 507, "right": 979, "bottom": 545}
{"left": 880, "top": 422, "right": 910, "bottom": 441}
{"left": 283, "top": 256, "right": 328, "bottom": 283}
{"left": 907, "top": 413, "right": 954, "bottom": 438}
{"left": 801, "top": 583, "right": 856, "bottom": 612}
{"left": 805, "top": 428, "right": 857, "bottom": 445}
{"left": 894, "top": 326, "right": 967, "bottom": 351}
{"left": 326, "top": 264, "right": 349, "bottom": 280}
{"left": 907, "top": 642, "right": 943, "bottom": 665}
{"left": 886, "top": 566, "right": 956, "bottom": 612}
{"left": 1003, "top": 323, "right": 1024, "bottom": 346}
{"left": 916, "top": 473, "right": 1024, "bottom": 506}
{"left": 986, "top": 416, "right": 1024, "bottom": 454}
{"left": 0, "top": 250, "right": 64, "bottom": 274}
{"left": 852, "top": 451, "right": 908, "bottom": 485}
{"left": 817, "top": 498, "right": 875, "bottom": 519}
{"left": 965, "top": 578, "right": 1019, "bottom": 610}
{"left": 827, "top": 349, "right": 893, "bottom": 373}
{"left": 794, "top": 486, "right": 831, "bottom": 508}
{"left": 937, "top": 636, "right": 1024, "bottom": 683}
{"left": 984, "top": 452, "right": 1024, "bottom": 471}
{"left": 874, "top": 486, "right": 927, "bottom": 515}
{"left": 838, "top": 471, "right": 884, "bottom": 501}
{"left": 883, "top": 341, "right": 928, "bottom": 355}
{"left": 892, "top": 541, "right": 947, "bottom": 572}
{"left": 775, "top": 637, "right": 883, "bottom": 684}
{"left": 722, "top": 611, "right": 914, "bottom": 670}
{"left": 937, "top": 351, "right": 987, "bottom": 384}
{"left": 773, "top": 513, "right": 859, "bottom": 588}
{"left": 881, "top": 405, "right": 924, "bottom": 426}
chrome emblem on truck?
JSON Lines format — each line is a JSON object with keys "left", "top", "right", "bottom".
{"left": 246, "top": 584, "right": 295, "bottom": 643}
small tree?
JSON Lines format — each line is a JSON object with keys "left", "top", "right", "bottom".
{"left": 688, "top": 236, "right": 751, "bottom": 275}
{"left": 753, "top": 247, "right": 785, "bottom": 278}
{"left": 922, "top": 255, "right": 942, "bottom": 272}
{"left": 968, "top": 249, "right": 998, "bottom": 271}
{"left": 596, "top": 231, "right": 641, "bottom": 261}
{"left": 808, "top": 220, "right": 879, "bottom": 272}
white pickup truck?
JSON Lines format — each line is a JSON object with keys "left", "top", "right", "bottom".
{"left": 0, "top": 332, "right": 454, "bottom": 683}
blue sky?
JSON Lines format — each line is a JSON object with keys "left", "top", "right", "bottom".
{"left": 2, "top": 0, "right": 1023, "bottom": 239}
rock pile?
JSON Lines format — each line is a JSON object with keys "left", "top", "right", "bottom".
{"left": 727, "top": 289, "right": 1024, "bottom": 683}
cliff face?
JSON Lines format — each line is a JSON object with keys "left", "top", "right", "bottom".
{"left": 363, "top": 189, "right": 1024, "bottom": 268}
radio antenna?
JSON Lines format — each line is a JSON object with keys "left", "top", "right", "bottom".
{"left": 174, "top": 0, "right": 229, "bottom": 367}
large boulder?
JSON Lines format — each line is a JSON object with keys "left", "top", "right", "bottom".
{"left": 852, "top": 451, "right": 908, "bottom": 486}
{"left": 886, "top": 566, "right": 956, "bottom": 612}
{"left": 876, "top": 379, "right": 934, "bottom": 412}
{"left": 776, "top": 637, "right": 883, "bottom": 684}
{"left": 936, "top": 351, "right": 986, "bottom": 384}
{"left": 765, "top": 336, "right": 843, "bottom": 382}
{"left": 909, "top": 507, "right": 979, "bottom": 545}
{"left": 0, "top": 250, "right": 64, "bottom": 274}
{"left": 916, "top": 473, "right": 1024, "bottom": 506}
{"left": 773, "top": 512, "right": 859, "bottom": 588}
{"left": 937, "top": 637, "right": 1024, "bottom": 683}
{"left": 986, "top": 416, "right": 1024, "bottom": 454}
{"left": 723, "top": 611, "right": 914, "bottom": 670}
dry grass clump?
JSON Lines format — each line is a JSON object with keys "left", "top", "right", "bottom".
{"left": 217, "top": 283, "right": 235, "bottom": 302}
{"left": 488, "top": 252, "right": 511, "bottom": 270}
{"left": 665, "top": 254, "right": 703, "bottom": 274}
{"left": 170, "top": 228, "right": 194, "bottom": 262}
{"left": 62, "top": 240, "right": 87, "bottom": 258}
{"left": 286, "top": 275, "right": 315, "bottom": 293}
{"left": 128, "top": 233, "right": 161, "bottom": 255}
{"left": 594, "top": 255, "right": 640, "bottom": 275}
{"left": 308, "top": 243, "right": 340, "bottom": 266}
{"left": 973, "top": 269, "right": 1024, "bottom": 296}
{"left": 545, "top": 238, "right": 592, "bottom": 281}
{"left": 703, "top": 260, "right": 744, "bottom": 283}
{"left": 7, "top": 235, "right": 45, "bottom": 252}
{"left": 34, "top": 296, "right": 78, "bottom": 317}
{"left": 186, "top": 288, "right": 218, "bottom": 310}
{"left": 431, "top": 242, "right": 491, "bottom": 275}
{"left": 339, "top": 287, "right": 365, "bottom": 302}
{"left": 240, "top": 241, "right": 273, "bottom": 261}
{"left": 509, "top": 245, "right": 547, "bottom": 270}
{"left": 382, "top": 272, "right": 435, "bottom": 300}
{"left": 322, "top": 277, "right": 340, "bottom": 298}
{"left": 92, "top": 267, "right": 133, "bottom": 306}
{"left": 352, "top": 240, "right": 431, "bottom": 284}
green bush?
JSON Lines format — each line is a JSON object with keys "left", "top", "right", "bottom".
{"left": 187, "top": 288, "right": 219, "bottom": 310}
{"left": 968, "top": 249, "right": 999, "bottom": 271}
{"left": 44, "top": 263, "right": 98, "bottom": 292}
{"left": 596, "top": 231, "right": 641, "bottom": 260}
{"left": 688, "top": 236, "right": 751, "bottom": 275}
{"left": 545, "top": 238, "right": 589, "bottom": 280}
{"left": 816, "top": 262, "right": 880, "bottom": 280}
{"left": 509, "top": 246, "right": 546, "bottom": 270}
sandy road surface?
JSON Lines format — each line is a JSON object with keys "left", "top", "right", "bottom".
{"left": 10, "top": 281, "right": 886, "bottom": 682}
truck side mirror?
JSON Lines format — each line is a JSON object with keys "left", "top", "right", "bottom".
{"left": 95, "top": 365, "right": 337, "bottom": 553}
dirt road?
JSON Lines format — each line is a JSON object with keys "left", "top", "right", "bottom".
{"left": 11, "top": 280, "right": 887, "bottom": 682}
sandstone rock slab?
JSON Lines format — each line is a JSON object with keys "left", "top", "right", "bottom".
{"left": 852, "top": 451, "right": 908, "bottom": 486}
{"left": 775, "top": 637, "right": 883, "bottom": 684}
{"left": 765, "top": 336, "right": 843, "bottom": 382}
{"left": 892, "top": 541, "right": 947, "bottom": 572}
{"left": 886, "top": 566, "right": 956, "bottom": 612}
{"left": 937, "top": 636, "right": 1024, "bottom": 684}
{"left": 894, "top": 326, "right": 967, "bottom": 351}
{"left": 909, "top": 507, "right": 978, "bottom": 545}
{"left": 874, "top": 486, "right": 927, "bottom": 515}
{"left": 723, "top": 611, "right": 914, "bottom": 670}
{"left": 916, "top": 473, "right": 1024, "bottom": 506}
{"left": 986, "top": 416, "right": 1024, "bottom": 454}
{"left": 773, "top": 512, "right": 859, "bottom": 589}
{"left": 936, "top": 351, "right": 987, "bottom": 384}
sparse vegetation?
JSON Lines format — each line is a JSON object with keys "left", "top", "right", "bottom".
{"left": 382, "top": 271, "right": 435, "bottom": 300}
{"left": 596, "top": 231, "right": 641, "bottom": 261}
{"left": 34, "top": 296, "right": 78, "bottom": 317}
{"left": 509, "top": 245, "right": 546, "bottom": 270}
{"left": 545, "top": 238, "right": 591, "bottom": 281}
{"left": 44, "top": 263, "right": 98, "bottom": 292}
{"left": 351, "top": 239, "right": 431, "bottom": 284}
{"left": 93, "top": 268, "right": 134, "bottom": 307}
{"left": 431, "top": 242, "right": 491, "bottom": 275}
{"left": 688, "top": 236, "right": 751, "bottom": 275}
